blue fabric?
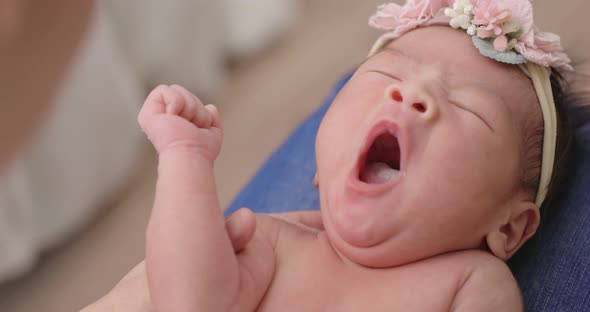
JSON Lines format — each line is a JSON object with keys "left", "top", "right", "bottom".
{"left": 225, "top": 71, "right": 353, "bottom": 215}
{"left": 509, "top": 117, "right": 590, "bottom": 311}
{"left": 226, "top": 72, "right": 590, "bottom": 311}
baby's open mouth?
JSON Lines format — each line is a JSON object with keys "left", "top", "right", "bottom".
{"left": 359, "top": 132, "right": 401, "bottom": 184}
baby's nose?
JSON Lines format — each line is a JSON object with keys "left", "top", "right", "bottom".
{"left": 385, "top": 85, "right": 438, "bottom": 121}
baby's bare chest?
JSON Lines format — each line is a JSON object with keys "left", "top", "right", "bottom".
{"left": 256, "top": 246, "right": 464, "bottom": 312}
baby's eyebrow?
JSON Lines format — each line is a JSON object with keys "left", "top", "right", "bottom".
{"left": 381, "top": 47, "right": 411, "bottom": 60}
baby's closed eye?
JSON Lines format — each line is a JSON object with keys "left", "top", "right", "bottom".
{"left": 448, "top": 91, "right": 495, "bottom": 132}
{"left": 367, "top": 69, "right": 402, "bottom": 82}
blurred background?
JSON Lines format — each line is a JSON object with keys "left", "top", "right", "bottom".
{"left": 0, "top": 0, "right": 587, "bottom": 311}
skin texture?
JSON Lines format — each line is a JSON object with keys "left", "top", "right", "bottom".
{"left": 139, "top": 26, "right": 539, "bottom": 312}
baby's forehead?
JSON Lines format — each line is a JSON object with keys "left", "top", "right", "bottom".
{"left": 374, "top": 40, "right": 522, "bottom": 86}
{"left": 369, "top": 27, "right": 539, "bottom": 126}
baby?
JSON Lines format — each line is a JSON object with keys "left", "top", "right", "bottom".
{"left": 138, "top": 1, "right": 573, "bottom": 311}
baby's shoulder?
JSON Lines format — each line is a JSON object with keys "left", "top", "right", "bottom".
{"left": 442, "top": 250, "right": 523, "bottom": 311}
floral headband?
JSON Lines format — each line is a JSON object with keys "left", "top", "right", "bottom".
{"left": 368, "top": 0, "right": 573, "bottom": 206}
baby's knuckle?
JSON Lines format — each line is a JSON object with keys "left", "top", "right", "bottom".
{"left": 151, "top": 84, "right": 169, "bottom": 94}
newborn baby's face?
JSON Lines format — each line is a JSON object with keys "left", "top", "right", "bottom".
{"left": 315, "top": 26, "right": 539, "bottom": 267}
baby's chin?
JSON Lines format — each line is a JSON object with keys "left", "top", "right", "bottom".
{"left": 325, "top": 227, "right": 409, "bottom": 268}
{"left": 322, "top": 207, "right": 413, "bottom": 268}
{"left": 329, "top": 209, "right": 392, "bottom": 248}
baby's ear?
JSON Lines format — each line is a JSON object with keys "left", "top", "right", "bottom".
{"left": 486, "top": 201, "right": 540, "bottom": 260}
{"left": 313, "top": 173, "right": 319, "bottom": 188}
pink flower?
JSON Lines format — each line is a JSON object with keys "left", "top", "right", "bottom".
{"left": 514, "top": 42, "right": 573, "bottom": 71}
{"left": 472, "top": 0, "right": 511, "bottom": 38}
{"left": 534, "top": 27, "right": 563, "bottom": 53}
{"left": 399, "top": 0, "right": 453, "bottom": 21}
{"left": 368, "top": 0, "right": 572, "bottom": 70}
{"left": 514, "top": 26, "right": 572, "bottom": 71}
{"left": 369, "top": 0, "right": 453, "bottom": 35}
{"left": 501, "top": 0, "right": 534, "bottom": 44}
{"left": 369, "top": 3, "right": 403, "bottom": 30}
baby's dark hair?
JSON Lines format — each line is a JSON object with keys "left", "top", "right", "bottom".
{"left": 522, "top": 67, "right": 590, "bottom": 220}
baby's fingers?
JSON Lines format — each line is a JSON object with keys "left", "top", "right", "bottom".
{"left": 138, "top": 85, "right": 168, "bottom": 125}
{"left": 169, "top": 85, "right": 212, "bottom": 128}
{"left": 205, "top": 104, "right": 222, "bottom": 129}
{"left": 225, "top": 208, "right": 256, "bottom": 253}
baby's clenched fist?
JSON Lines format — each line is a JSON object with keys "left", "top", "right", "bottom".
{"left": 138, "top": 84, "right": 222, "bottom": 161}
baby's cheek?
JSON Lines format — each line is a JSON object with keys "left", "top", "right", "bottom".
{"left": 468, "top": 138, "right": 522, "bottom": 199}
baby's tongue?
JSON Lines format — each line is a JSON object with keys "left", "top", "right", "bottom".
{"left": 360, "top": 162, "right": 397, "bottom": 184}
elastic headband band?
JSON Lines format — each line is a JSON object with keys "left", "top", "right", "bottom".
{"left": 527, "top": 63, "right": 556, "bottom": 206}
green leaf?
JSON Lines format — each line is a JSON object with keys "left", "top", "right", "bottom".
{"left": 471, "top": 36, "right": 527, "bottom": 65}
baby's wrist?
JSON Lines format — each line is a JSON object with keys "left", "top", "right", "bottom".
{"left": 158, "top": 142, "right": 217, "bottom": 166}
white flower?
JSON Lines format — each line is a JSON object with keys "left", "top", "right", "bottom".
{"left": 453, "top": 0, "right": 473, "bottom": 15}
{"left": 467, "top": 24, "right": 477, "bottom": 36}
{"left": 450, "top": 14, "right": 471, "bottom": 29}
{"left": 445, "top": 0, "right": 474, "bottom": 30}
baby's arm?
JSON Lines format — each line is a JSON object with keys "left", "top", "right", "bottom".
{"left": 139, "top": 85, "right": 239, "bottom": 311}
{"left": 450, "top": 255, "right": 524, "bottom": 312}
